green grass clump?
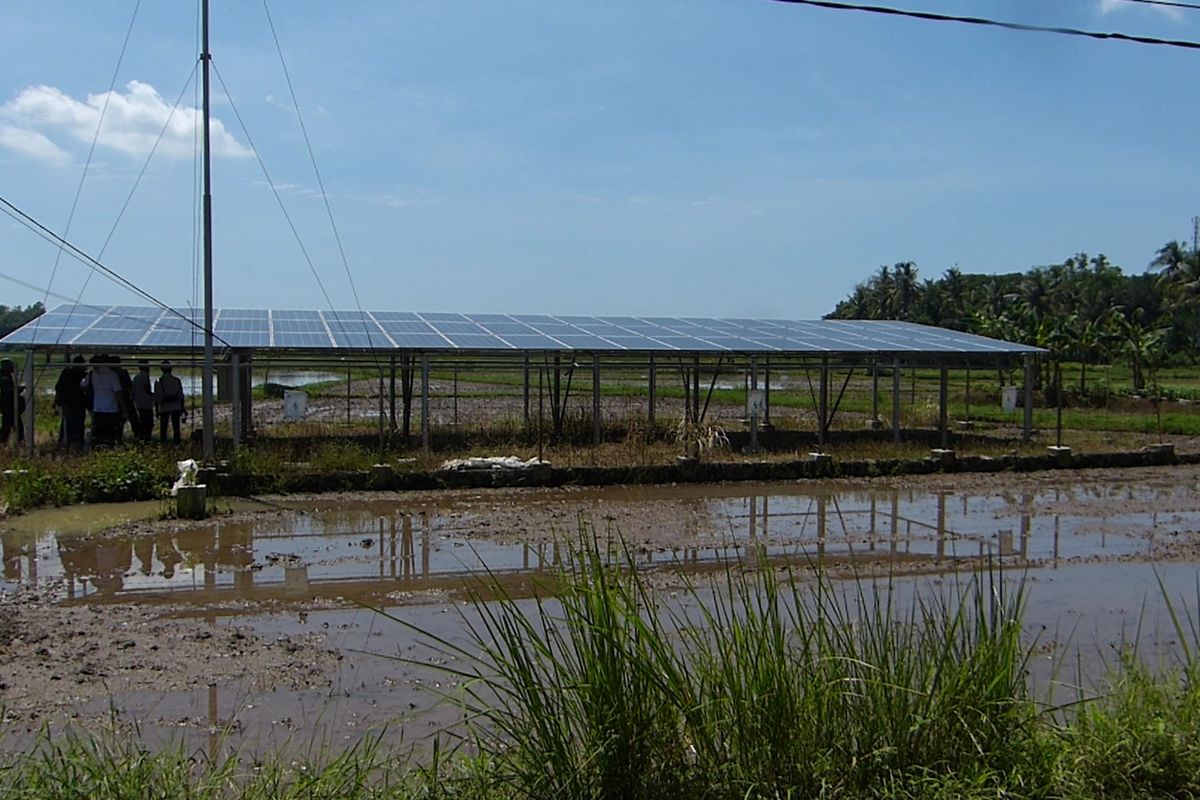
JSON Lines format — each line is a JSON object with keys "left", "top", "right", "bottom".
{"left": 6, "top": 549, "right": 1200, "bottom": 798}
{"left": 385, "top": 543, "right": 1041, "bottom": 799}
{"left": 1, "top": 447, "right": 176, "bottom": 511}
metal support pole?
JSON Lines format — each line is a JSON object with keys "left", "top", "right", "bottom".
{"left": 938, "top": 363, "right": 949, "bottom": 448}
{"left": 22, "top": 350, "right": 33, "bottom": 456}
{"left": 748, "top": 355, "right": 758, "bottom": 428}
{"left": 523, "top": 355, "right": 530, "bottom": 431}
{"left": 200, "top": 0, "right": 215, "bottom": 462}
{"left": 647, "top": 355, "right": 656, "bottom": 430}
{"left": 421, "top": 353, "right": 430, "bottom": 452}
{"left": 230, "top": 352, "right": 241, "bottom": 451}
{"left": 592, "top": 354, "right": 601, "bottom": 445}
{"left": 763, "top": 358, "right": 771, "bottom": 426}
{"left": 1022, "top": 354, "right": 1034, "bottom": 444}
{"left": 389, "top": 356, "right": 397, "bottom": 431}
{"left": 537, "top": 363, "right": 544, "bottom": 462}
{"left": 692, "top": 355, "right": 700, "bottom": 424}
{"left": 242, "top": 356, "right": 253, "bottom": 439}
{"left": 892, "top": 357, "right": 902, "bottom": 444}
{"left": 871, "top": 360, "right": 880, "bottom": 422}
{"left": 818, "top": 357, "right": 829, "bottom": 446}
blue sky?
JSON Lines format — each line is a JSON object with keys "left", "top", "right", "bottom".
{"left": 0, "top": 0, "right": 1195, "bottom": 319}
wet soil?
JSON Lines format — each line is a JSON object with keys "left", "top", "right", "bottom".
{"left": 1, "top": 463, "right": 1199, "bottom": 751}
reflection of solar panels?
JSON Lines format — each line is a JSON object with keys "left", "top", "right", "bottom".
{"left": 0, "top": 304, "right": 1043, "bottom": 354}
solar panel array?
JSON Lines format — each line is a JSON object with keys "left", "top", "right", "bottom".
{"left": 0, "top": 304, "right": 1041, "bottom": 355}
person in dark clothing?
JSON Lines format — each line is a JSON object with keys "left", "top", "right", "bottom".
{"left": 0, "top": 358, "right": 24, "bottom": 446}
{"left": 55, "top": 355, "right": 88, "bottom": 449}
{"left": 113, "top": 356, "right": 133, "bottom": 443}
{"left": 130, "top": 361, "right": 155, "bottom": 441}
{"left": 155, "top": 361, "right": 186, "bottom": 445}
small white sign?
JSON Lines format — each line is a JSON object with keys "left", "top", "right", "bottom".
{"left": 1001, "top": 386, "right": 1019, "bottom": 413}
{"left": 746, "top": 389, "right": 765, "bottom": 418}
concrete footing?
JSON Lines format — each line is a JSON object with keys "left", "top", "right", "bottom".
{"left": 930, "top": 448, "right": 956, "bottom": 466}
{"left": 370, "top": 464, "right": 394, "bottom": 488}
{"left": 176, "top": 485, "right": 207, "bottom": 519}
{"left": 1047, "top": 445, "right": 1072, "bottom": 466}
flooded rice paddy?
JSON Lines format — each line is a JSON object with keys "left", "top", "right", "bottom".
{"left": 2, "top": 466, "right": 1200, "bottom": 754}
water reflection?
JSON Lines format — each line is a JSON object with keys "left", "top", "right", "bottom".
{"left": 2, "top": 479, "right": 1192, "bottom": 611}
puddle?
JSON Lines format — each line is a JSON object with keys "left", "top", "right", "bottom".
{"left": 4, "top": 479, "right": 1199, "bottom": 607}
{"left": 3, "top": 470, "right": 1200, "bottom": 754}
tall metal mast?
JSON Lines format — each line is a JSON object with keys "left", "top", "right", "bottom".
{"left": 200, "top": 0, "right": 215, "bottom": 460}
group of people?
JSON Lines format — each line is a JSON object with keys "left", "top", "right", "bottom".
{"left": 53, "top": 355, "right": 187, "bottom": 448}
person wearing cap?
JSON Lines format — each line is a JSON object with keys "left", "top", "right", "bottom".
{"left": 0, "top": 358, "right": 24, "bottom": 446}
{"left": 130, "top": 360, "right": 155, "bottom": 441}
{"left": 54, "top": 355, "right": 88, "bottom": 449}
{"left": 154, "top": 361, "right": 185, "bottom": 445}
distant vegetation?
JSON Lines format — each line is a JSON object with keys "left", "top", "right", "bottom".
{"left": 826, "top": 241, "right": 1200, "bottom": 391}
{"left": 0, "top": 302, "right": 44, "bottom": 337}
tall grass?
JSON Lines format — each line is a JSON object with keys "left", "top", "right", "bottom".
{"left": 381, "top": 540, "right": 1040, "bottom": 799}
{"left": 6, "top": 547, "right": 1200, "bottom": 798}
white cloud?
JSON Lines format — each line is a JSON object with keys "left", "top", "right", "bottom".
{"left": 0, "top": 124, "right": 69, "bottom": 165}
{"left": 1098, "top": 0, "right": 1183, "bottom": 20}
{"left": 0, "top": 80, "right": 252, "bottom": 164}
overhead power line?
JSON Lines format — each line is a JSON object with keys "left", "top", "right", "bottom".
{"left": 1100, "top": 0, "right": 1200, "bottom": 11}
{"left": 0, "top": 194, "right": 229, "bottom": 348}
{"left": 762, "top": 0, "right": 1200, "bottom": 50}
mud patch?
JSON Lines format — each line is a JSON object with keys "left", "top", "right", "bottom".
{"left": 0, "top": 582, "right": 337, "bottom": 731}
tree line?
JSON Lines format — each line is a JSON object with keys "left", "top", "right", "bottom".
{"left": 0, "top": 303, "right": 44, "bottom": 339}
{"left": 825, "top": 241, "right": 1199, "bottom": 392}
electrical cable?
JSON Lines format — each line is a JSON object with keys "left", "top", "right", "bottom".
{"left": 1095, "top": 0, "right": 1200, "bottom": 12}
{"left": 761, "top": 0, "right": 1200, "bottom": 50}
{"left": 261, "top": 0, "right": 387, "bottom": 367}
{"left": 32, "top": 0, "right": 143, "bottom": 348}
{"left": 0, "top": 195, "right": 230, "bottom": 348}
{"left": 208, "top": 62, "right": 342, "bottom": 322}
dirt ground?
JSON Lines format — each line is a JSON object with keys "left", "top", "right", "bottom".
{"left": 2, "top": 463, "right": 1199, "bottom": 734}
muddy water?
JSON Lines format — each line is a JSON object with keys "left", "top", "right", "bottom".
{"left": 5, "top": 480, "right": 1197, "bottom": 607}
{"left": 3, "top": 470, "right": 1200, "bottom": 755}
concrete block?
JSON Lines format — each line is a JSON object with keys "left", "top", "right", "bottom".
{"left": 176, "top": 484, "right": 207, "bottom": 519}
{"left": 930, "top": 448, "right": 956, "bottom": 466}
{"left": 1047, "top": 445, "right": 1072, "bottom": 466}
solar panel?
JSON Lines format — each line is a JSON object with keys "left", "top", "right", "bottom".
{"left": 0, "top": 304, "right": 1043, "bottom": 356}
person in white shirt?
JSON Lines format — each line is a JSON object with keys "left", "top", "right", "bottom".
{"left": 84, "top": 354, "right": 124, "bottom": 446}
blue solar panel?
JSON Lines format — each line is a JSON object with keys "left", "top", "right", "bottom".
{"left": 380, "top": 321, "right": 436, "bottom": 335}
{"left": 275, "top": 319, "right": 326, "bottom": 333}
{"left": 501, "top": 334, "right": 568, "bottom": 350}
{"left": 371, "top": 311, "right": 421, "bottom": 321}
{"left": 221, "top": 332, "right": 270, "bottom": 347}
{"left": 444, "top": 333, "right": 510, "bottom": 349}
{"left": 142, "top": 330, "right": 198, "bottom": 347}
{"left": 0, "top": 304, "right": 1043, "bottom": 355}
{"left": 274, "top": 332, "right": 332, "bottom": 348}
{"left": 74, "top": 328, "right": 145, "bottom": 345}
{"left": 430, "top": 322, "right": 487, "bottom": 336}
{"left": 331, "top": 332, "right": 387, "bottom": 348}
{"left": 390, "top": 333, "right": 452, "bottom": 348}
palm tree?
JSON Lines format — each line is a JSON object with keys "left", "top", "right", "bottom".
{"left": 1150, "top": 240, "right": 1192, "bottom": 282}
{"left": 890, "top": 262, "right": 920, "bottom": 319}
